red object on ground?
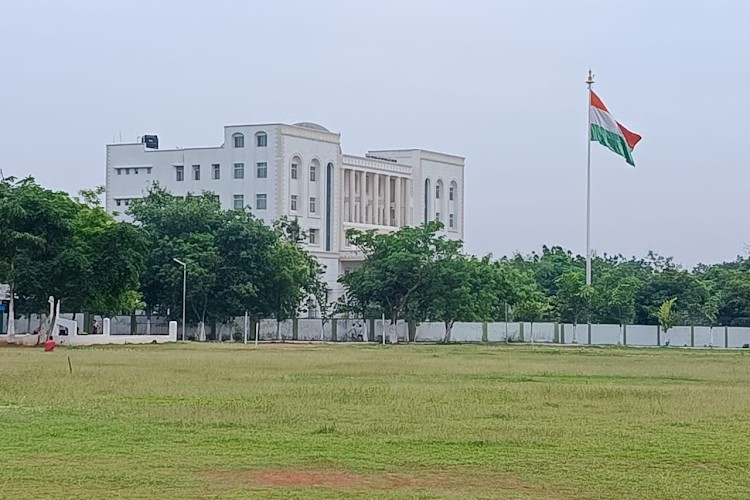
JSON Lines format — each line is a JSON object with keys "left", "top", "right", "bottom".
{"left": 44, "top": 339, "right": 56, "bottom": 352}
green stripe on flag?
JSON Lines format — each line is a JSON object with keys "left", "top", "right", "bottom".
{"left": 591, "top": 124, "right": 635, "bottom": 166}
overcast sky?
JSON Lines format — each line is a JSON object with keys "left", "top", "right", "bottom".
{"left": 2, "top": 1, "right": 748, "bottom": 267}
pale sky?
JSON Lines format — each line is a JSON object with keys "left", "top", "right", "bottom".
{"left": 1, "top": 0, "right": 748, "bottom": 267}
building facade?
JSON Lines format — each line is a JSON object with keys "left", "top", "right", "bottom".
{"left": 105, "top": 122, "right": 464, "bottom": 303}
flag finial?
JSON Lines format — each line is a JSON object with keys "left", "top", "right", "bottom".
{"left": 586, "top": 69, "right": 594, "bottom": 86}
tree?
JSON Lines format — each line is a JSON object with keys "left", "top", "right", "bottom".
{"left": 514, "top": 291, "right": 551, "bottom": 343}
{"left": 265, "top": 239, "right": 327, "bottom": 339}
{"left": 701, "top": 291, "right": 720, "bottom": 346}
{"left": 212, "top": 210, "right": 278, "bottom": 321}
{"left": 273, "top": 217, "right": 329, "bottom": 323}
{"left": 70, "top": 186, "right": 146, "bottom": 317}
{"left": 555, "top": 269, "right": 594, "bottom": 343}
{"left": 0, "top": 178, "right": 145, "bottom": 337}
{"left": 424, "top": 255, "right": 497, "bottom": 343}
{"left": 340, "top": 222, "right": 454, "bottom": 341}
{"left": 130, "top": 188, "right": 227, "bottom": 333}
{"left": 655, "top": 298, "right": 678, "bottom": 345}
{"left": 593, "top": 270, "right": 642, "bottom": 343}
{"left": 636, "top": 269, "right": 708, "bottom": 325}
{"left": 129, "top": 186, "right": 326, "bottom": 339}
{"left": 717, "top": 274, "right": 750, "bottom": 327}
{"left": 0, "top": 178, "right": 76, "bottom": 335}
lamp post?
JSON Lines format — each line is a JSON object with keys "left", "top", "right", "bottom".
{"left": 173, "top": 258, "right": 187, "bottom": 341}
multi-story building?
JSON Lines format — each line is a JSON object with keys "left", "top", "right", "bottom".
{"left": 105, "top": 122, "right": 464, "bottom": 303}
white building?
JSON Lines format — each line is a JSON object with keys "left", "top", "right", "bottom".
{"left": 105, "top": 122, "right": 464, "bottom": 303}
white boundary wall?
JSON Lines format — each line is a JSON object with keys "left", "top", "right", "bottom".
{"left": 5, "top": 315, "right": 750, "bottom": 349}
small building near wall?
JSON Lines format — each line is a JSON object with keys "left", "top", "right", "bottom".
{"left": 105, "top": 123, "right": 465, "bottom": 305}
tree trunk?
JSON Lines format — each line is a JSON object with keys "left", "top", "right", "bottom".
{"left": 530, "top": 321, "right": 534, "bottom": 343}
{"left": 43, "top": 298, "right": 60, "bottom": 341}
{"left": 7, "top": 283, "right": 15, "bottom": 337}
{"left": 276, "top": 320, "right": 281, "bottom": 341}
{"left": 443, "top": 321, "right": 453, "bottom": 344}
{"left": 571, "top": 322, "right": 578, "bottom": 344}
{"left": 389, "top": 314, "right": 397, "bottom": 344}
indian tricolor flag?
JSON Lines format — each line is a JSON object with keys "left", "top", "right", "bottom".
{"left": 590, "top": 91, "right": 642, "bottom": 166}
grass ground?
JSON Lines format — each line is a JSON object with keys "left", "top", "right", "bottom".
{"left": 1, "top": 343, "right": 749, "bottom": 499}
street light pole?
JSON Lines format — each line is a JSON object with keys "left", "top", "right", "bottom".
{"left": 173, "top": 258, "right": 187, "bottom": 341}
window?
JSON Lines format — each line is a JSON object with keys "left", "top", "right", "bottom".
{"left": 176, "top": 166, "right": 184, "bottom": 181}
{"left": 291, "top": 162, "right": 298, "bottom": 179}
{"left": 125, "top": 168, "right": 130, "bottom": 175}
{"left": 117, "top": 169, "right": 122, "bottom": 175}
{"left": 449, "top": 186, "right": 455, "bottom": 201}
{"left": 256, "top": 194, "right": 267, "bottom": 210}
{"left": 424, "top": 178, "right": 431, "bottom": 223}
{"left": 192, "top": 165, "right": 200, "bottom": 181}
{"left": 436, "top": 184, "right": 441, "bottom": 199}
{"left": 309, "top": 196, "right": 317, "bottom": 213}
{"left": 310, "top": 164, "right": 316, "bottom": 181}
{"left": 309, "top": 229, "right": 319, "bottom": 245}
{"left": 449, "top": 213, "right": 455, "bottom": 229}
{"left": 256, "top": 162, "right": 267, "bottom": 178}
{"left": 233, "top": 133, "right": 244, "bottom": 148}
{"left": 326, "top": 162, "right": 333, "bottom": 251}
{"left": 116, "top": 199, "right": 122, "bottom": 206}
{"left": 134, "top": 168, "right": 139, "bottom": 175}
{"left": 212, "top": 164, "right": 220, "bottom": 180}
{"left": 291, "top": 195, "right": 298, "bottom": 211}
{"left": 233, "top": 163, "right": 244, "bottom": 179}
{"left": 435, "top": 212, "right": 441, "bottom": 222}
{"left": 146, "top": 167, "right": 152, "bottom": 174}
{"left": 256, "top": 132, "right": 267, "bottom": 147}
{"left": 233, "top": 194, "right": 244, "bottom": 210}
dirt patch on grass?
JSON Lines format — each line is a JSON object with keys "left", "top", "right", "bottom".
{"left": 201, "top": 469, "right": 576, "bottom": 497}
{"left": 250, "top": 342, "right": 329, "bottom": 349}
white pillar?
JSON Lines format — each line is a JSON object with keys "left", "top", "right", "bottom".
{"left": 365, "top": 174, "right": 377, "bottom": 224}
{"left": 348, "top": 169, "right": 354, "bottom": 223}
{"left": 357, "top": 171, "right": 364, "bottom": 223}
{"left": 373, "top": 173, "right": 380, "bottom": 225}
{"left": 394, "top": 177, "right": 402, "bottom": 226}
{"left": 404, "top": 178, "right": 412, "bottom": 225}
{"left": 365, "top": 173, "right": 371, "bottom": 224}
{"left": 384, "top": 176, "right": 392, "bottom": 225}
{"left": 103, "top": 318, "right": 111, "bottom": 336}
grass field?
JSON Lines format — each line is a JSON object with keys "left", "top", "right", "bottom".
{"left": 1, "top": 343, "right": 749, "bottom": 499}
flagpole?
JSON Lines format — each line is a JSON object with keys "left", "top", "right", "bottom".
{"left": 585, "top": 69, "right": 594, "bottom": 287}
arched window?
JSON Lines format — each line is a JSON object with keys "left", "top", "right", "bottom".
{"left": 309, "top": 159, "right": 319, "bottom": 182}
{"left": 232, "top": 133, "right": 244, "bottom": 148}
{"left": 290, "top": 156, "right": 301, "bottom": 180}
{"left": 326, "top": 162, "right": 334, "bottom": 251}
{"left": 435, "top": 180, "right": 445, "bottom": 224}
{"left": 449, "top": 181, "right": 458, "bottom": 230}
{"left": 255, "top": 131, "right": 267, "bottom": 147}
{"left": 424, "top": 178, "right": 431, "bottom": 223}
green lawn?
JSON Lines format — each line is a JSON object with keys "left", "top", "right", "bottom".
{"left": 1, "top": 343, "right": 749, "bottom": 499}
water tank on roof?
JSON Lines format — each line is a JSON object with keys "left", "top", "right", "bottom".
{"left": 142, "top": 135, "right": 159, "bottom": 149}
